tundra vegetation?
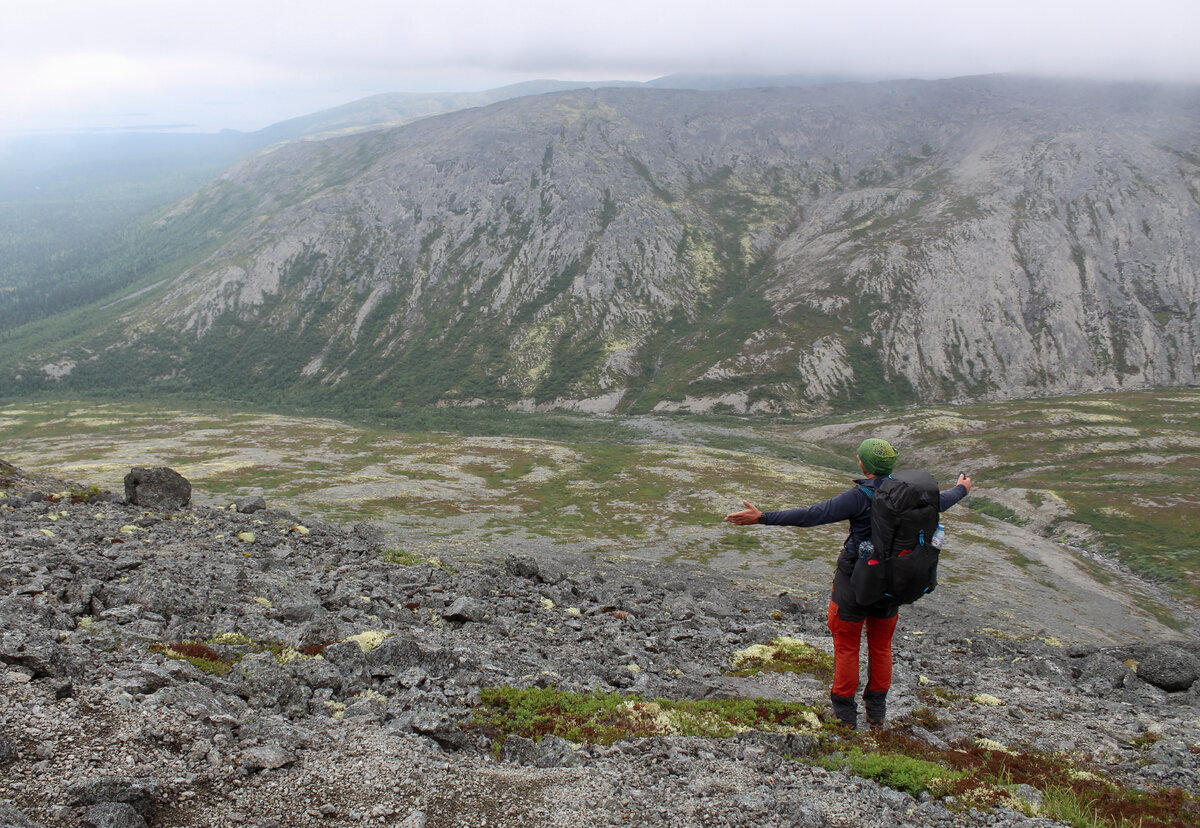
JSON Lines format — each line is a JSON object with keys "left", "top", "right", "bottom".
{"left": 0, "top": 388, "right": 1196, "bottom": 603}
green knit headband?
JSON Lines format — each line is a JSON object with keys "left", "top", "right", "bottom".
{"left": 857, "top": 438, "right": 897, "bottom": 475}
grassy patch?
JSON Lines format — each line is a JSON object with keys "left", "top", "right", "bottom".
{"left": 818, "top": 745, "right": 965, "bottom": 796}
{"left": 150, "top": 641, "right": 239, "bottom": 675}
{"left": 381, "top": 548, "right": 454, "bottom": 571}
{"left": 473, "top": 686, "right": 822, "bottom": 746}
{"left": 967, "top": 496, "right": 1029, "bottom": 525}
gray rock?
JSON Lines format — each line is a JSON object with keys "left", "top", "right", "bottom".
{"left": 143, "top": 683, "right": 244, "bottom": 720}
{"left": 110, "top": 664, "right": 173, "bottom": 695}
{"left": 535, "top": 559, "right": 568, "bottom": 585}
{"left": 910, "top": 726, "right": 950, "bottom": 751}
{"left": 231, "top": 652, "right": 306, "bottom": 713}
{"left": 410, "top": 712, "right": 468, "bottom": 751}
{"left": 349, "top": 522, "right": 385, "bottom": 552}
{"left": 0, "top": 802, "right": 44, "bottom": 828}
{"left": 235, "top": 495, "right": 267, "bottom": 514}
{"left": 288, "top": 656, "right": 344, "bottom": 692}
{"left": 364, "top": 635, "right": 421, "bottom": 673}
{"left": 504, "top": 553, "right": 539, "bottom": 579}
{"left": 123, "top": 467, "right": 191, "bottom": 510}
{"left": 0, "top": 730, "right": 16, "bottom": 764}
{"left": 1078, "top": 653, "right": 1133, "bottom": 692}
{"left": 265, "top": 583, "right": 322, "bottom": 623}
{"left": 773, "top": 798, "right": 827, "bottom": 828}
{"left": 342, "top": 695, "right": 387, "bottom": 720}
{"left": 67, "top": 776, "right": 160, "bottom": 813}
{"left": 80, "top": 803, "right": 147, "bottom": 828}
{"left": 500, "top": 734, "right": 581, "bottom": 767}
{"left": 1135, "top": 644, "right": 1200, "bottom": 692}
{"left": 239, "top": 745, "right": 296, "bottom": 771}
{"left": 399, "top": 812, "right": 426, "bottom": 828}
{"left": 499, "top": 734, "right": 540, "bottom": 764}
{"left": 443, "top": 597, "right": 488, "bottom": 623}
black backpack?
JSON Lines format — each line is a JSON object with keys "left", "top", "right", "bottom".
{"left": 850, "top": 470, "right": 941, "bottom": 606}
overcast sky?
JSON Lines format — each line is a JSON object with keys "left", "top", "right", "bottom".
{"left": 4, "top": 0, "right": 1199, "bottom": 134}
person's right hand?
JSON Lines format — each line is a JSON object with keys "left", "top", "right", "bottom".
{"left": 724, "top": 501, "right": 763, "bottom": 525}
{"left": 956, "top": 474, "right": 973, "bottom": 493}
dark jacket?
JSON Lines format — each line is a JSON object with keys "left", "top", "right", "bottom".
{"left": 761, "top": 476, "right": 968, "bottom": 621}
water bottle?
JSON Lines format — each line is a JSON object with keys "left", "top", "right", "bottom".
{"left": 931, "top": 525, "right": 946, "bottom": 549}
{"left": 858, "top": 539, "right": 875, "bottom": 560}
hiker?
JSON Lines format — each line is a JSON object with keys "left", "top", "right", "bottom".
{"left": 724, "top": 438, "right": 972, "bottom": 729}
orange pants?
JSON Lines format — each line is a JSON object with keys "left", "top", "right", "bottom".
{"left": 827, "top": 600, "right": 898, "bottom": 698}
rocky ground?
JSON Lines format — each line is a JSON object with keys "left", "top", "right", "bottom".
{"left": 2, "top": 459, "right": 1199, "bottom": 828}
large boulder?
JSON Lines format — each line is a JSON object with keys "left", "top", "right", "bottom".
{"left": 80, "top": 803, "right": 147, "bottom": 828}
{"left": 123, "top": 467, "right": 191, "bottom": 510}
{"left": 1136, "top": 643, "right": 1200, "bottom": 692}
{"left": 67, "top": 777, "right": 160, "bottom": 814}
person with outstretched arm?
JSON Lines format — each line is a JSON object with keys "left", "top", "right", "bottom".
{"left": 724, "top": 438, "right": 972, "bottom": 729}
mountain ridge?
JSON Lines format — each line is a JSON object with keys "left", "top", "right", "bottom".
{"left": 4, "top": 76, "right": 1200, "bottom": 415}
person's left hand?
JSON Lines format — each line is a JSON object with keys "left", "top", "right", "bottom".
{"left": 725, "top": 501, "right": 763, "bottom": 525}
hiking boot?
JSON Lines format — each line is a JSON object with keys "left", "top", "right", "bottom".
{"left": 863, "top": 689, "right": 887, "bottom": 728}
{"left": 829, "top": 693, "right": 858, "bottom": 730}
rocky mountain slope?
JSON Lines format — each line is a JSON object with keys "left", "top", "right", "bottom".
{"left": 2, "top": 461, "right": 1199, "bottom": 827}
{"left": 7, "top": 76, "right": 1199, "bottom": 416}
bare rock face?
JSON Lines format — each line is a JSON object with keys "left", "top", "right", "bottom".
{"left": 122, "top": 467, "right": 191, "bottom": 510}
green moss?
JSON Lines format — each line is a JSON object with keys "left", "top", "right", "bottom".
{"left": 820, "top": 746, "right": 965, "bottom": 797}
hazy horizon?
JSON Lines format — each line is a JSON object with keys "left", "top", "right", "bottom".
{"left": 4, "top": 0, "right": 1199, "bottom": 135}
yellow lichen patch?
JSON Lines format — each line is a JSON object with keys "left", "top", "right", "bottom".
{"left": 566, "top": 607, "right": 581, "bottom": 617}
{"left": 730, "top": 636, "right": 834, "bottom": 681}
{"left": 291, "top": 525, "right": 309, "bottom": 535}
{"left": 274, "top": 647, "right": 306, "bottom": 665}
{"left": 1042, "top": 636, "right": 1064, "bottom": 648}
{"left": 541, "top": 598, "right": 555, "bottom": 611}
{"left": 731, "top": 643, "right": 776, "bottom": 666}
{"left": 39, "top": 529, "right": 55, "bottom": 537}
{"left": 78, "top": 616, "right": 94, "bottom": 629}
{"left": 972, "top": 693, "right": 1005, "bottom": 706}
{"left": 211, "top": 632, "right": 255, "bottom": 646}
{"left": 356, "top": 688, "right": 387, "bottom": 703}
{"left": 253, "top": 596, "right": 273, "bottom": 609}
{"left": 238, "top": 531, "right": 256, "bottom": 543}
{"left": 345, "top": 630, "right": 391, "bottom": 653}
{"left": 1124, "top": 659, "right": 1139, "bottom": 671}
{"left": 120, "top": 525, "right": 143, "bottom": 534}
